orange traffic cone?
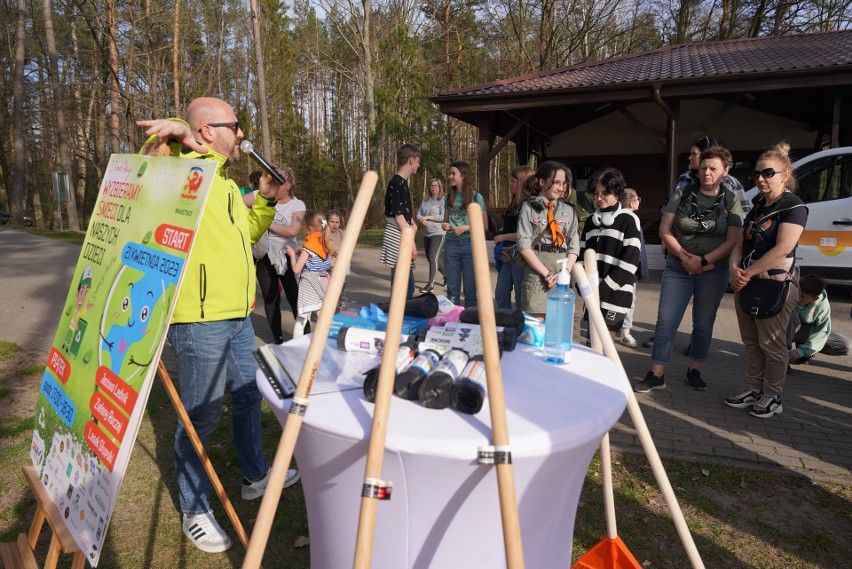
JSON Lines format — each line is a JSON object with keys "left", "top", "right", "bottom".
{"left": 572, "top": 535, "right": 641, "bottom": 569}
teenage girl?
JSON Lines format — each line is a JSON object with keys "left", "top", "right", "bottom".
{"left": 286, "top": 211, "right": 333, "bottom": 338}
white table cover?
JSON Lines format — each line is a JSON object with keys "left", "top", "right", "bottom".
{"left": 257, "top": 336, "right": 629, "bottom": 569}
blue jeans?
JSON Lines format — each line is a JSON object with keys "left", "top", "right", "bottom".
{"left": 444, "top": 238, "right": 476, "bottom": 307}
{"left": 495, "top": 258, "right": 524, "bottom": 310}
{"left": 167, "top": 317, "right": 269, "bottom": 515}
{"left": 651, "top": 256, "right": 730, "bottom": 366}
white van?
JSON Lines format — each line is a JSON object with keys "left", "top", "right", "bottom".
{"left": 744, "top": 146, "right": 852, "bottom": 284}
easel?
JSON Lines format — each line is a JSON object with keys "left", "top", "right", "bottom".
{"left": 0, "top": 466, "right": 84, "bottom": 569}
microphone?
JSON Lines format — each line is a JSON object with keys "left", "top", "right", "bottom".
{"left": 239, "top": 140, "right": 285, "bottom": 185}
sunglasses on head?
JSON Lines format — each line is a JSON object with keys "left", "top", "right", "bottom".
{"left": 751, "top": 168, "right": 786, "bottom": 180}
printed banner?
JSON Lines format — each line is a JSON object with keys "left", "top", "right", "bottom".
{"left": 30, "top": 154, "right": 214, "bottom": 565}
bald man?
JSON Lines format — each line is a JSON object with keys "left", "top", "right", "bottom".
{"left": 138, "top": 98, "right": 299, "bottom": 554}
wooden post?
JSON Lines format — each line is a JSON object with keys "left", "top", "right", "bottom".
{"left": 468, "top": 203, "right": 526, "bottom": 568}
{"left": 352, "top": 227, "right": 414, "bottom": 568}
{"left": 242, "top": 171, "right": 378, "bottom": 569}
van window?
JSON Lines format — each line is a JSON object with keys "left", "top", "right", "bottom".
{"left": 795, "top": 154, "right": 852, "bottom": 204}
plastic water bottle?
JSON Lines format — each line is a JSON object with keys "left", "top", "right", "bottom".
{"left": 543, "top": 259, "right": 575, "bottom": 364}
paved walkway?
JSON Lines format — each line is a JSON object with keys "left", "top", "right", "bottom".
{"left": 2, "top": 227, "right": 850, "bottom": 483}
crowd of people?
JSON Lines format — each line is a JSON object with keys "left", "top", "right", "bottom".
{"left": 137, "top": 106, "right": 847, "bottom": 556}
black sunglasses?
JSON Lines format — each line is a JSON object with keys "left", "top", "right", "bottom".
{"left": 751, "top": 168, "right": 786, "bottom": 180}
{"left": 200, "top": 121, "right": 240, "bottom": 134}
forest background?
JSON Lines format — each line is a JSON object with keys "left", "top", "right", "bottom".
{"left": 1, "top": 0, "right": 851, "bottom": 231}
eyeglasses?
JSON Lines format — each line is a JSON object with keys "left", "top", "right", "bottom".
{"left": 200, "top": 121, "right": 241, "bottom": 134}
{"left": 593, "top": 192, "right": 611, "bottom": 200}
{"left": 751, "top": 168, "right": 786, "bottom": 180}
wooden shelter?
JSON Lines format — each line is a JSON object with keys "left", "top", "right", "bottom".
{"left": 430, "top": 30, "right": 852, "bottom": 219}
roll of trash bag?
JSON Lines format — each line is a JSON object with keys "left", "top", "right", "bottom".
{"left": 460, "top": 307, "right": 525, "bottom": 337}
{"left": 377, "top": 292, "right": 439, "bottom": 319}
{"left": 418, "top": 348, "right": 469, "bottom": 409}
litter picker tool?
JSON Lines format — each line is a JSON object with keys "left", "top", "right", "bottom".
{"left": 468, "top": 202, "right": 526, "bottom": 569}
{"left": 352, "top": 226, "right": 415, "bottom": 568}
{"left": 571, "top": 262, "right": 705, "bottom": 569}
{"left": 573, "top": 250, "right": 638, "bottom": 568}
{"left": 242, "top": 171, "right": 378, "bottom": 569}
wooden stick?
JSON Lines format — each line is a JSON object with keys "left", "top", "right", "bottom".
{"left": 156, "top": 361, "right": 250, "bottom": 549}
{"left": 572, "top": 263, "right": 706, "bottom": 569}
{"left": 242, "top": 171, "right": 378, "bottom": 569}
{"left": 468, "top": 203, "right": 526, "bottom": 569}
{"left": 581, "top": 249, "right": 617, "bottom": 539}
{"left": 583, "top": 249, "right": 603, "bottom": 354}
{"left": 352, "top": 227, "right": 415, "bottom": 569}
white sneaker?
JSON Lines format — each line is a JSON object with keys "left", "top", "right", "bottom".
{"left": 241, "top": 468, "right": 301, "bottom": 500}
{"left": 182, "top": 511, "right": 232, "bottom": 553}
{"left": 618, "top": 332, "right": 638, "bottom": 348}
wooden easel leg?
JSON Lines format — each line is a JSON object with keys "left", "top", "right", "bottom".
{"left": 44, "top": 536, "right": 60, "bottom": 569}
{"left": 71, "top": 551, "right": 86, "bottom": 569}
{"left": 26, "top": 505, "right": 45, "bottom": 551}
{"left": 156, "top": 360, "right": 250, "bottom": 550}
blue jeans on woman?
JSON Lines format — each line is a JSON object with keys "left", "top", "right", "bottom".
{"left": 651, "top": 256, "right": 730, "bottom": 366}
{"left": 495, "top": 258, "right": 524, "bottom": 310}
{"left": 168, "top": 316, "right": 269, "bottom": 515}
{"left": 444, "top": 237, "right": 476, "bottom": 307}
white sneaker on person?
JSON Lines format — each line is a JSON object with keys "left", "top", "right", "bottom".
{"left": 241, "top": 468, "right": 301, "bottom": 500}
{"left": 182, "top": 511, "right": 232, "bottom": 553}
{"left": 618, "top": 332, "right": 638, "bottom": 348}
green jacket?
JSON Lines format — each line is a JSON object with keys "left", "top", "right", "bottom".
{"left": 794, "top": 291, "right": 832, "bottom": 358}
{"left": 143, "top": 130, "right": 275, "bottom": 323}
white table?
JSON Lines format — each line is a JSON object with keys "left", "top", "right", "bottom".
{"left": 257, "top": 336, "right": 629, "bottom": 569}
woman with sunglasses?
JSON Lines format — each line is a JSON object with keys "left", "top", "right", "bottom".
{"left": 725, "top": 142, "right": 808, "bottom": 418}
{"left": 516, "top": 161, "right": 579, "bottom": 318}
{"left": 580, "top": 167, "right": 641, "bottom": 339}
{"left": 634, "top": 146, "right": 743, "bottom": 394}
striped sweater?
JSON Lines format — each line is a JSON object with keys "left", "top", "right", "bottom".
{"left": 579, "top": 205, "right": 642, "bottom": 329}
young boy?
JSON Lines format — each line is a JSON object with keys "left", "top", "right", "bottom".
{"left": 616, "top": 188, "right": 647, "bottom": 348}
{"left": 379, "top": 144, "right": 420, "bottom": 298}
{"left": 787, "top": 274, "right": 850, "bottom": 364}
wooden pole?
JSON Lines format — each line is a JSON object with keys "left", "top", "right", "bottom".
{"left": 352, "top": 227, "right": 414, "bottom": 569}
{"left": 242, "top": 171, "right": 378, "bottom": 569}
{"left": 572, "top": 263, "right": 705, "bottom": 569}
{"left": 156, "top": 361, "right": 250, "bottom": 549}
{"left": 582, "top": 249, "right": 617, "bottom": 539}
{"left": 468, "top": 203, "right": 526, "bottom": 569}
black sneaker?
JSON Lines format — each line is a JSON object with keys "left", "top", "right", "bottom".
{"left": 641, "top": 336, "right": 654, "bottom": 348}
{"left": 749, "top": 394, "right": 783, "bottom": 418}
{"left": 724, "top": 388, "right": 761, "bottom": 409}
{"left": 686, "top": 368, "right": 707, "bottom": 391}
{"left": 633, "top": 371, "right": 666, "bottom": 393}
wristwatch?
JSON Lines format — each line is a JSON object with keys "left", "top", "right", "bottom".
{"left": 700, "top": 255, "right": 709, "bottom": 267}
{"left": 260, "top": 193, "right": 277, "bottom": 207}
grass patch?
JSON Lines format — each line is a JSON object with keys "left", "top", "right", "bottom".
{"left": 355, "top": 228, "right": 384, "bottom": 248}
{"left": 23, "top": 227, "right": 86, "bottom": 245}
{"left": 0, "top": 342, "right": 19, "bottom": 360}
{"left": 15, "top": 364, "right": 43, "bottom": 378}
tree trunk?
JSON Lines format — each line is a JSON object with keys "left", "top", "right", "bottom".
{"left": 362, "top": 0, "right": 379, "bottom": 172}
{"left": 249, "top": 0, "right": 272, "bottom": 156}
{"left": 107, "top": 0, "right": 121, "bottom": 154}
{"left": 42, "top": 0, "right": 81, "bottom": 230}
{"left": 10, "top": 0, "right": 28, "bottom": 226}
{"left": 173, "top": 0, "right": 181, "bottom": 114}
